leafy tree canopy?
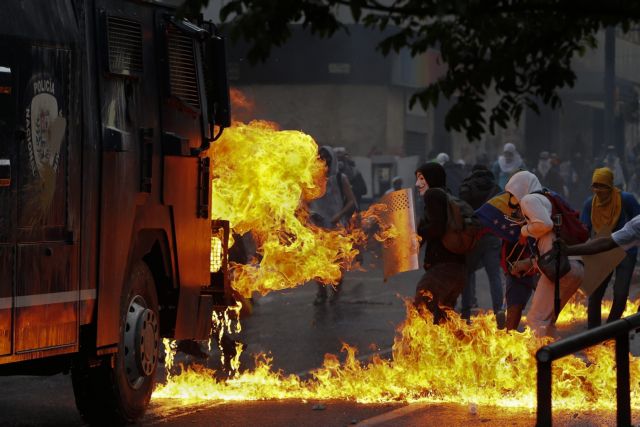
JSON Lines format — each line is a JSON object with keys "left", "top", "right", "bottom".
{"left": 183, "top": 0, "right": 640, "bottom": 141}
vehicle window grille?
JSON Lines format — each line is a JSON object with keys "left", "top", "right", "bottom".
{"left": 167, "top": 25, "right": 200, "bottom": 110}
{"left": 107, "top": 16, "right": 143, "bottom": 75}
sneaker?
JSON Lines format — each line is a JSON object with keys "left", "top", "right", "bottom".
{"left": 496, "top": 310, "right": 506, "bottom": 330}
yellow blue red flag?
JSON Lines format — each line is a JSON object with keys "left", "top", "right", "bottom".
{"left": 475, "top": 192, "right": 521, "bottom": 243}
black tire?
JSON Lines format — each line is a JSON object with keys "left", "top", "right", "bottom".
{"left": 72, "top": 261, "right": 160, "bottom": 425}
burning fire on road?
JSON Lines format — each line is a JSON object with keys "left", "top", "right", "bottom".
{"left": 153, "top": 92, "right": 640, "bottom": 412}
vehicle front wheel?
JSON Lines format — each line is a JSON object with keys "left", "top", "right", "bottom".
{"left": 71, "top": 261, "right": 160, "bottom": 425}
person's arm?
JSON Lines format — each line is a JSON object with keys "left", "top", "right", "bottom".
{"left": 561, "top": 237, "right": 619, "bottom": 256}
{"left": 330, "top": 174, "right": 356, "bottom": 224}
{"left": 520, "top": 196, "right": 553, "bottom": 239}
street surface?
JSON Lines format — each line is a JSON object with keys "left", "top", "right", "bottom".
{"left": 0, "top": 251, "right": 639, "bottom": 426}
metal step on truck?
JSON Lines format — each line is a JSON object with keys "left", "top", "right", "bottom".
{"left": 0, "top": 0, "right": 232, "bottom": 423}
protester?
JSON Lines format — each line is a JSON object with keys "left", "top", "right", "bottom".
{"left": 532, "top": 151, "right": 566, "bottom": 197}
{"left": 579, "top": 167, "right": 640, "bottom": 328}
{"left": 458, "top": 165, "right": 505, "bottom": 328}
{"left": 310, "top": 146, "right": 357, "bottom": 304}
{"left": 475, "top": 191, "right": 536, "bottom": 331}
{"left": 384, "top": 176, "right": 403, "bottom": 195}
{"left": 601, "top": 145, "right": 626, "bottom": 190}
{"left": 551, "top": 153, "right": 570, "bottom": 199}
{"left": 414, "top": 162, "right": 467, "bottom": 324}
{"left": 504, "top": 171, "right": 584, "bottom": 336}
{"left": 335, "top": 147, "right": 367, "bottom": 208}
{"left": 492, "top": 143, "right": 525, "bottom": 189}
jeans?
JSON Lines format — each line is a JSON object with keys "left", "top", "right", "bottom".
{"left": 587, "top": 252, "right": 637, "bottom": 329}
{"left": 461, "top": 235, "right": 504, "bottom": 317}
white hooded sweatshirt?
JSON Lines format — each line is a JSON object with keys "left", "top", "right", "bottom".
{"left": 506, "top": 171, "right": 584, "bottom": 337}
{"left": 504, "top": 171, "right": 555, "bottom": 254}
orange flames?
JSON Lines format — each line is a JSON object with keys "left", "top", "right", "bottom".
{"left": 153, "top": 92, "right": 640, "bottom": 414}
{"left": 556, "top": 295, "right": 638, "bottom": 327}
{"left": 208, "top": 119, "right": 393, "bottom": 297}
{"left": 155, "top": 301, "right": 640, "bottom": 410}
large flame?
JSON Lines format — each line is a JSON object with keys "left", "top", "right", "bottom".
{"left": 155, "top": 302, "right": 640, "bottom": 410}
{"left": 209, "top": 119, "right": 393, "bottom": 297}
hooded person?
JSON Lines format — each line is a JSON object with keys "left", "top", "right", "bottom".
{"left": 384, "top": 176, "right": 403, "bottom": 195}
{"left": 602, "top": 145, "right": 626, "bottom": 189}
{"left": 310, "top": 146, "right": 357, "bottom": 305}
{"left": 533, "top": 151, "right": 566, "bottom": 197}
{"left": 504, "top": 171, "right": 584, "bottom": 336}
{"left": 580, "top": 167, "right": 640, "bottom": 328}
{"left": 492, "top": 143, "right": 525, "bottom": 189}
{"left": 309, "top": 146, "right": 356, "bottom": 229}
{"left": 414, "top": 162, "right": 467, "bottom": 324}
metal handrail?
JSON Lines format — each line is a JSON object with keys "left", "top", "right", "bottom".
{"left": 536, "top": 312, "right": 640, "bottom": 426}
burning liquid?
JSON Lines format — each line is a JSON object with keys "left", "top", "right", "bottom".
{"left": 155, "top": 301, "right": 640, "bottom": 410}
{"left": 154, "top": 112, "right": 640, "bottom": 413}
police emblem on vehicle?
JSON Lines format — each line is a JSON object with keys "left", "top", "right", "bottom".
{"left": 25, "top": 74, "right": 66, "bottom": 180}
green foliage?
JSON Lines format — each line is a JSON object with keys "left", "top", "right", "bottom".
{"left": 204, "top": 0, "right": 640, "bottom": 141}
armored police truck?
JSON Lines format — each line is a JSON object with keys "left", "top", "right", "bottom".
{"left": 0, "top": 0, "right": 232, "bottom": 423}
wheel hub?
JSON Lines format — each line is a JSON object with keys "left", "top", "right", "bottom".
{"left": 124, "top": 295, "right": 159, "bottom": 389}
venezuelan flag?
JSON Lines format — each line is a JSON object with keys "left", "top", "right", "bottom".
{"left": 475, "top": 192, "right": 522, "bottom": 243}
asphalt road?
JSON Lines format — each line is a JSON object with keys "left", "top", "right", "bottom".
{"left": 0, "top": 253, "right": 638, "bottom": 426}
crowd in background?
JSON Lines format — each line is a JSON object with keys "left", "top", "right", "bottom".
{"left": 428, "top": 142, "right": 640, "bottom": 205}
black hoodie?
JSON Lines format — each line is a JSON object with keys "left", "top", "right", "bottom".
{"left": 415, "top": 163, "right": 466, "bottom": 268}
{"left": 459, "top": 165, "right": 501, "bottom": 210}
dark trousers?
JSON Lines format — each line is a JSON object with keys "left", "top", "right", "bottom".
{"left": 587, "top": 252, "right": 637, "bottom": 329}
{"left": 415, "top": 262, "right": 467, "bottom": 324}
{"left": 461, "top": 235, "right": 504, "bottom": 317}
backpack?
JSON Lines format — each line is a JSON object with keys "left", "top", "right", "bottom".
{"left": 438, "top": 189, "right": 483, "bottom": 254}
{"left": 534, "top": 189, "right": 589, "bottom": 245}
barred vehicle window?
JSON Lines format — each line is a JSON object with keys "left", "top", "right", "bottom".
{"left": 167, "top": 25, "right": 200, "bottom": 111}
{"left": 106, "top": 15, "right": 143, "bottom": 76}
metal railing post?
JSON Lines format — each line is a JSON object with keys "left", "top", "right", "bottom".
{"left": 535, "top": 313, "right": 640, "bottom": 426}
{"left": 616, "top": 332, "right": 631, "bottom": 427}
{"left": 536, "top": 348, "right": 552, "bottom": 427}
